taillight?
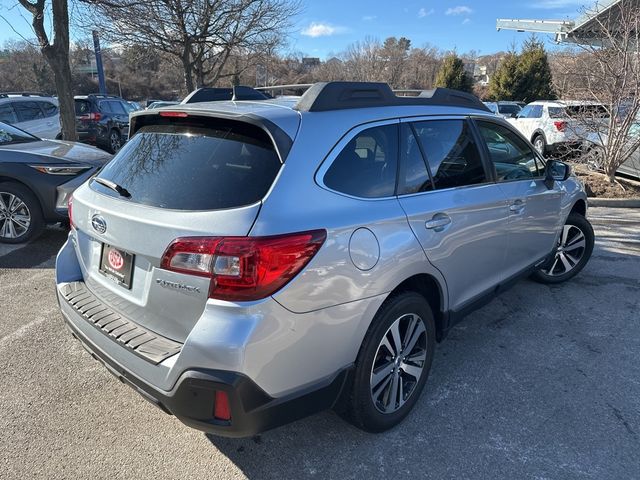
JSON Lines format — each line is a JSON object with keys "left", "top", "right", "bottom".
{"left": 79, "top": 112, "right": 102, "bottom": 121}
{"left": 160, "top": 230, "right": 327, "bottom": 301}
{"left": 68, "top": 195, "right": 75, "bottom": 229}
{"left": 554, "top": 121, "right": 567, "bottom": 132}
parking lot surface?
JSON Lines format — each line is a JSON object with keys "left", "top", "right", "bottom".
{"left": 1, "top": 207, "right": 639, "bottom": 480}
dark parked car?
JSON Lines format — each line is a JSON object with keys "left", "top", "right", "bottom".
{"left": 75, "top": 94, "right": 131, "bottom": 153}
{"left": 0, "top": 121, "right": 111, "bottom": 243}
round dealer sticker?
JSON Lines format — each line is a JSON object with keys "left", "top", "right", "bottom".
{"left": 108, "top": 249, "right": 124, "bottom": 271}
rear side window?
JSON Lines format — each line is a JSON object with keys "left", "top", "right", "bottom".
{"left": 323, "top": 124, "right": 398, "bottom": 198}
{"left": 40, "top": 101, "right": 58, "bottom": 117}
{"left": 108, "top": 101, "right": 127, "bottom": 114}
{"left": 13, "top": 101, "right": 45, "bottom": 122}
{"left": 92, "top": 122, "right": 281, "bottom": 210}
{"left": 399, "top": 124, "right": 432, "bottom": 195}
{"left": 412, "top": 120, "right": 487, "bottom": 190}
{"left": 98, "top": 101, "right": 112, "bottom": 113}
{"left": 0, "top": 104, "right": 18, "bottom": 124}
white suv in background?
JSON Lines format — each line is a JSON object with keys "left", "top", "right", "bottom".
{"left": 508, "top": 101, "right": 608, "bottom": 156}
{"left": 0, "top": 93, "right": 61, "bottom": 139}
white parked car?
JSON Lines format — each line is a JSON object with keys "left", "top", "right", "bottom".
{"left": 0, "top": 93, "right": 61, "bottom": 139}
{"left": 508, "top": 101, "right": 608, "bottom": 156}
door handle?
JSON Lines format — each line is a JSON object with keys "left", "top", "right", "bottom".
{"left": 509, "top": 200, "right": 526, "bottom": 213}
{"left": 425, "top": 214, "right": 452, "bottom": 231}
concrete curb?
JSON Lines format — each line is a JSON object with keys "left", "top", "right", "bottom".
{"left": 588, "top": 198, "right": 640, "bottom": 208}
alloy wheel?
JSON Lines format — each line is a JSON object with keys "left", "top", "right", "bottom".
{"left": 110, "top": 132, "right": 121, "bottom": 152}
{"left": 0, "top": 192, "right": 31, "bottom": 239}
{"left": 370, "top": 313, "right": 427, "bottom": 414}
{"left": 543, "top": 224, "right": 587, "bottom": 276}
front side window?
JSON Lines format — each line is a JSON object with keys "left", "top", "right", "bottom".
{"left": 13, "top": 101, "right": 45, "bottom": 122}
{"left": 530, "top": 105, "right": 544, "bottom": 118}
{"left": 518, "top": 105, "right": 532, "bottom": 118}
{"left": 477, "top": 121, "right": 542, "bottom": 181}
{"left": 323, "top": 124, "right": 398, "bottom": 198}
{"left": 411, "top": 120, "right": 487, "bottom": 190}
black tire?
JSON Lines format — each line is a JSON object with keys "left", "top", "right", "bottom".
{"left": 107, "top": 129, "right": 121, "bottom": 154}
{"left": 532, "top": 212, "right": 594, "bottom": 284}
{"left": 0, "top": 182, "right": 44, "bottom": 244}
{"left": 340, "top": 292, "right": 436, "bottom": 433}
{"left": 532, "top": 134, "right": 547, "bottom": 156}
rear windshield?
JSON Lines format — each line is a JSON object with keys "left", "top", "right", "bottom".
{"left": 75, "top": 100, "right": 92, "bottom": 115}
{"left": 91, "top": 122, "right": 281, "bottom": 210}
{"left": 498, "top": 104, "right": 520, "bottom": 115}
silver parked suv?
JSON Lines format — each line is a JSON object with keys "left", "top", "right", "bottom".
{"left": 55, "top": 82, "right": 594, "bottom": 437}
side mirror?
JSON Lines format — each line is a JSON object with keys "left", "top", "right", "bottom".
{"left": 544, "top": 159, "right": 571, "bottom": 189}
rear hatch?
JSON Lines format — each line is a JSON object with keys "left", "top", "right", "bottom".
{"left": 75, "top": 99, "right": 96, "bottom": 132}
{"left": 70, "top": 115, "right": 285, "bottom": 342}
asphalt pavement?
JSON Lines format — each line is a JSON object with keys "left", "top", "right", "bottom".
{"left": 1, "top": 207, "right": 639, "bottom": 480}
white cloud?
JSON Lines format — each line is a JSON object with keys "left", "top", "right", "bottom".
{"left": 445, "top": 6, "right": 473, "bottom": 15}
{"left": 301, "top": 22, "right": 345, "bottom": 37}
{"left": 530, "top": 0, "right": 585, "bottom": 8}
{"left": 462, "top": 18, "right": 471, "bottom": 24}
{"left": 418, "top": 8, "right": 435, "bottom": 18}
{"left": 362, "top": 15, "right": 377, "bottom": 21}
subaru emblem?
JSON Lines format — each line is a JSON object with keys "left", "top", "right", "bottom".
{"left": 91, "top": 214, "right": 107, "bottom": 234}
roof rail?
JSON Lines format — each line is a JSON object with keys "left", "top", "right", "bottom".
{"left": 86, "top": 93, "right": 120, "bottom": 99}
{"left": 293, "top": 82, "right": 490, "bottom": 113}
{"left": 1, "top": 91, "right": 51, "bottom": 97}
{"left": 255, "top": 84, "right": 314, "bottom": 96}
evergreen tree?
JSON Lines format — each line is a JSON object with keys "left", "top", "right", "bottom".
{"left": 487, "top": 37, "right": 556, "bottom": 102}
{"left": 515, "top": 37, "right": 556, "bottom": 102}
{"left": 434, "top": 53, "right": 474, "bottom": 93}
{"left": 487, "top": 51, "right": 520, "bottom": 101}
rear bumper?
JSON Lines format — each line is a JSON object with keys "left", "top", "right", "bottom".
{"left": 57, "top": 281, "right": 352, "bottom": 437}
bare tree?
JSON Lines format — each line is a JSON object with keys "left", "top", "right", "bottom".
{"left": 16, "top": 0, "right": 77, "bottom": 140}
{"left": 571, "top": 1, "right": 640, "bottom": 184}
{"left": 81, "top": 0, "right": 299, "bottom": 92}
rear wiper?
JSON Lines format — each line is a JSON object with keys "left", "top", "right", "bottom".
{"left": 93, "top": 177, "right": 131, "bottom": 198}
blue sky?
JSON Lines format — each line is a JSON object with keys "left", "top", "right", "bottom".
{"left": 0, "top": 0, "right": 590, "bottom": 56}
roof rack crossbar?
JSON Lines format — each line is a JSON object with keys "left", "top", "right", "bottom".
{"left": 0, "top": 91, "right": 50, "bottom": 97}
{"left": 293, "top": 82, "right": 490, "bottom": 113}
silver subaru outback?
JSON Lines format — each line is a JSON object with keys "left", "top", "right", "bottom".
{"left": 55, "top": 82, "right": 593, "bottom": 437}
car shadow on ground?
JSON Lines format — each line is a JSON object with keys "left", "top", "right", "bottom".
{"left": 0, "top": 226, "right": 68, "bottom": 269}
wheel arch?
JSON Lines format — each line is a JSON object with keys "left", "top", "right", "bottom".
{"left": 386, "top": 273, "right": 446, "bottom": 342}
{"left": 0, "top": 176, "right": 45, "bottom": 213}
{"left": 570, "top": 199, "right": 587, "bottom": 217}
{"left": 531, "top": 129, "right": 547, "bottom": 143}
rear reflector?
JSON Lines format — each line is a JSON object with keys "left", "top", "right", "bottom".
{"left": 214, "top": 391, "right": 231, "bottom": 421}
{"left": 158, "top": 111, "right": 189, "bottom": 117}
{"left": 160, "top": 230, "right": 326, "bottom": 301}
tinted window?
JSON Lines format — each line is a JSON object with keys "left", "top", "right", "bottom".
{"left": 75, "top": 100, "right": 92, "bottom": 115}
{"left": 324, "top": 124, "right": 398, "bottom": 198}
{"left": 477, "top": 121, "right": 541, "bottom": 181}
{"left": 98, "top": 101, "right": 113, "bottom": 113}
{"left": 399, "top": 124, "right": 432, "bottom": 195}
{"left": 92, "top": 122, "right": 281, "bottom": 210}
{"left": 0, "top": 104, "right": 18, "bottom": 124}
{"left": 13, "top": 101, "right": 45, "bottom": 122}
{"left": 518, "top": 105, "right": 532, "bottom": 118}
{"left": 498, "top": 104, "right": 521, "bottom": 115}
{"left": 109, "top": 101, "right": 127, "bottom": 114}
{"left": 40, "top": 101, "right": 58, "bottom": 117}
{"left": 412, "top": 120, "right": 487, "bottom": 190}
